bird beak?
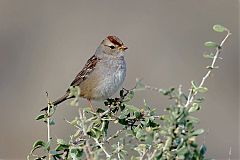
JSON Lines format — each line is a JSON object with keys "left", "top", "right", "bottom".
{"left": 119, "top": 45, "right": 128, "bottom": 51}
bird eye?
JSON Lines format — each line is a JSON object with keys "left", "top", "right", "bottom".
{"left": 109, "top": 45, "right": 115, "bottom": 49}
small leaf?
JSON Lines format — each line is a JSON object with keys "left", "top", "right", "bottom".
{"left": 134, "top": 78, "right": 145, "bottom": 91}
{"left": 33, "top": 140, "right": 46, "bottom": 149}
{"left": 69, "top": 117, "right": 78, "bottom": 125}
{"left": 203, "top": 52, "right": 215, "bottom": 59}
{"left": 164, "top": 137, "right": 172, "bottom": 150}
{"left": 73, "top": 129, "right": 81, "bottom": 137}
{"left": 134, "top": 111, "right": 141, "bottom": 118}
{"left": 57, "top": 139, "right": 67, "bottom": 145}
{"left": 136, "top": 129, "right": 145, "bottom": 140}
{"left": 56, "top": 144, "right": 69, "bottom": 151}
{"left": 194, "top": 97, "right": 205, "bottom": 103}
{"left": 159, "top": 87, "right": 175, "bottom": 96}
{"left": 188, "top": 103, "right": 200, "bottom": 113}
{"left": 177, "top": 145, "right": 188, "bottom": 156}
{"left": 126, "top": 90, "right": 135, "bottom": 101}
{"left": 125, "top": 104, "right": 139, "bottom": 112}
{"left": 196, "top": 87, "right": 208, "bottom": 93}
{"left": 118, "top": 118, "right": 128, "bottom": 125}
{"left": 49, "top": 119, "right": 55, "bottom": 125}
{"left": 68, "top": 86, "right": 81, "bottom": 97}
{"left": 96, "top": 108, "right": 105, "bottom": 113}
{"left": 31, "top": 140, "right": 47, "bottom": 154}
{"left": 187, "top": 116, "right": 200, "bottom": 124}
{"left": 49, "top": 150, "right": 58, "bottom": 155}
{"left": 204, "top": 41, "right": 219, "bottom": 48}
{"left": 190, "top": 129, "right": 204, "bottom": 136}
{"left": 35, "top": 114, "right": 46, "bottom": 120}
{"left": 200, "top": 144, "right": 207, "bottom": 156}
{"left": 213, "top": 24, "right": 226, "bottom": 32}
{"left": 69, "top": 148, "right": 83, "bottom": 160}
{"left": 191, "top": 81, "right": 197, "bottom": 90}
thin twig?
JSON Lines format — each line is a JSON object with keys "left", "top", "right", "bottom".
{"left": 149, "top": 149, "right": 157, "bottom": 160}
{"left": 117, "top": 142, "right": 121, "bottom": 160}
{"left": 185, "top": 30, "right": 231, "bottom": 107}
{"left": 228, "top": 146, "right": 232, "bottom": 160}
{"left": 46, "top": 92, "right": 51, "bottom": 160}
{"left": 140, "top": 149, "right": 148, "bottom": 160}
{"left": 79, "top": 108, "right": 92, "bottom": 160}
{"left": 94, "top": 138, "right": 110, "bottom": 158}
{"left": 106, "top": 130, "right": 123, "bottom": 143}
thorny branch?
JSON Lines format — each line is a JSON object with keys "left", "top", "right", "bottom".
{"left": 185, "top": 29, "right": 231, "bottom": 107}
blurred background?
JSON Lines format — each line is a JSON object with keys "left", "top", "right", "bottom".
{"left": 0, "top": 0, "right": 239, "bottom": 159}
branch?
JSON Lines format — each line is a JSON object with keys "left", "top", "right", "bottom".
{"left": 79, "top": 108, "right": 93, "bottom": 160}
{"left": 94, "top": 138, "right": 110, "bottom": 158}
{"left": 46, "top": 92, "right": 51, "bottom": 160}
{"left": 184, "top": 30, "right": 231, "bottom": 107}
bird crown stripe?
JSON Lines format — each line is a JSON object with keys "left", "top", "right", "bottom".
{"left": 107, "top": 36, "right": 122, "bottom": 46}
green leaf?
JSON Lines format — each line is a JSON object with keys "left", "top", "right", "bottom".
{"left": 69, "top": 148, "right": 83, "bottom": 160}
{"left": 213, "top": 24, "right": 226, "bottom": 32}
{"left": 164, "top": 137, "right": 172, "bottom": 150}
{"left": 96, "top": 108, "right": 105, "bottom": 113}
{"left": 191, "top": 81, "right": 197, "bottom": 90}
{"left": 194, "top": 97, "right": 205, "bottom": 103}
{"left": 159, "top": 88, "right": 175, "bottom": 96}
{"left": 57, "top": 139, "right": 67, "bottom": 145}
{"left": 203, "top": 52, "right": 215, "bottom": 59}
{"left": 125, "top": 104, "right": 139, "bottom": 112}
{"left": 68, "top": 86, "right": 81, "bottom": 97}
{"left": 49, "top": 119, "right": 55, "bottom": 125}
{"left": 145, "top": 133, "right": 153, "bottom": 145}
{"left": 190, "top": 129, "right": 204, "bottom": 136}
{"left": 204, "top": 41, "right": 219, "bottom": 48}
{"left": 187, "top": 116, "right": 200, "bottom": 124}
{"left": 35, "top": 114, "right": 46, "bottom": 120}
{"left": 136, "top": 129, "right": 145, "bottom": 140}
{"left": 31, "top": 140, "right": 47, "bottom": 154}
{"left": 73, "top": 129, "right": 81, "bottom": 137}
{"left": 134, "top": 111, "right": 141, "bottom": 119}
{"left": 87, "top": 128, "right": 102, "bottom": 139}
{"left": 200, "top": 144, "right": 207, "bottom": 156}
{"left": 196, "top": 87, "right": 208, "bottom": 93}
{"left": 33, "top": 140, "right": 46, "bottom": 149}
{"left": 126, "top": 90, "right": 135, "bottom": 101}
{"left": 49, "top": 150, "right": 58, "bottom": 155}
{"left": 134, "top": 78, "right": 145, "bottom": 91}
{"left": 68, "top": 117, "right": 78, "bottom": 125}
{"left": 177, "top": 145, "right": 188, "bottom": 156}
{"left": 118, "top": 118, "right": 128, "bottom": 125}
{"left": 188, "top": 103, "right": 200, "bottom": 113}
{"left": 56, "top": 144, "right": 69, "bottom": 151}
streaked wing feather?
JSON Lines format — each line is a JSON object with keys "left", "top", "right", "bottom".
{"left": 70, "top": 55, "right": 99, "bottom": 86}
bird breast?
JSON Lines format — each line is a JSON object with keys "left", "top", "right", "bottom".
{"left": 79, "top": 57, "right": 126, "bottom": 100}
{"left": 96, "top": 58, "right": 126, "bottom": 99}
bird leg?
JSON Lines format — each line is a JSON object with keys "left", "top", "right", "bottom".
{"left": 87, "top": 99, "right": 95, "bottom": 112}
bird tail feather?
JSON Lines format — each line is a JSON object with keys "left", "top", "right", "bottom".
{"left": 40, "top": 92, "right": 71, "bottom": 111}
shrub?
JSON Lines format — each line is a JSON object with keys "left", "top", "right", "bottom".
{"left": 28, "top": 25, "right": 231, "bottom": 160}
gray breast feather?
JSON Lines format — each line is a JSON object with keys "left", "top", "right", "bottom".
{"left": 95, "top": 59, "right": 126, "bottom": 99}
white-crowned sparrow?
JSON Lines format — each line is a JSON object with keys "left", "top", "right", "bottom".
{"left": 42, "top": 36, "right": 127, "bottom": 111}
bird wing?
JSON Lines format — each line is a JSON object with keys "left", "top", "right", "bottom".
{"left": 70, "top": 55, "right": 99, "bottom": 87}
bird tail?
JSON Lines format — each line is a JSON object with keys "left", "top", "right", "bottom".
{"left": 40, "top": 92, "right": 71, "bottom": 111}
{"left": 53, "top": 93, "right": 69, "bottom": 106}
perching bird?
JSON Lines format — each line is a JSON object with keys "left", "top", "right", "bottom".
{"left": 41, "top": 36, "right": 127, "bottom": 111}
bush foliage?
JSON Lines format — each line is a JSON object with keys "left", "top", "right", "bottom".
{"left": 28, "top": 25, "right": 231, "bottom": 160}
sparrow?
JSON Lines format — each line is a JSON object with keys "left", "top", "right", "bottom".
{"left": 41, "top": 36, "right": 127, "bottom": 111}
